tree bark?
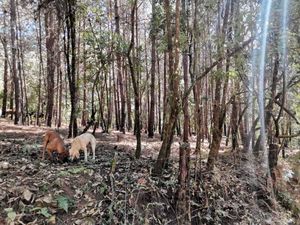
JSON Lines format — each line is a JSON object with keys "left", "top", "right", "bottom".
{"left": 16, "top": 1, "right": 27, "bottom": 124}
{"left": 114, "top": 0, "right": 126, "bottom": 133}
{"left": 207, "top": 0, "right": 230, "bottom": 171}
{"left": 65, "top": 0, "right": 78, "bottom": 138}
{"left": 148, "top": 0, "right": 156, "bottom": 138}
{"left": 10, "top": 0, "right": 20, "bottom": 125}
{"left": 153, "top": 0, "right": 180, "bottom": 176}
{"left": 157, "top": 51, "right": 162, "bottom": 134}
{"left": 177, "top": 0, "right": 191, "bottom": 223}
{"left": 36, "top": 9, "right": 43, "bottom": 126}
{"left": 45, "top": 4, "right": 55, "bottom": 127}
{"left": 81, "top": 19, "right": 87, "bottom": 126}
{"left": 127, "top": 0, "right": 141, "bottom": 158}
{"left": 125, "top": 63, "right": 132, "bottom": 131}
{"left": 1, "top": 10, "right": 8, "bottom": 118}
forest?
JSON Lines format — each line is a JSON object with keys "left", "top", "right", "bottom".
{"left": 0, "top": 0, "right": 300, "bottom": 224}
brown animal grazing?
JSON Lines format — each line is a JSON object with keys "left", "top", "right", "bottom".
{"left": 42, "top": 130, "right": 68, "bottom": 161}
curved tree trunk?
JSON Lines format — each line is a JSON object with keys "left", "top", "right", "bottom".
{"left": 153, "top": 0, "right": 180, "bottom": 176}
{"left": 207, "top": 0, "right": 230, "bottom": 171}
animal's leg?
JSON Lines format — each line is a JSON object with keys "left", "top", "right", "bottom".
{"left": 42, "top": 149, "right": 45, "bottom": 160}
{"left": 47, "top": 149, "right": 53, "bottom": 161}
{"left": 83, "top": 147, "right": 88, "bottom": 162}
{"left": 86, "top": 146, "right": 90, "bottom": 157}
{"left": 91, "top": 139, "right": 96, "bottom": 160}
{"left": 42, "top": 140, "right": 48, "bottom": 160}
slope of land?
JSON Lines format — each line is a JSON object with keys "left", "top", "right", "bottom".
{"left": 0, "top": 119, "right": 299, "bottom": 224}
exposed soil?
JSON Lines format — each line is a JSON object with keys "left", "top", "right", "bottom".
{"left": 0, "top": 118, "right": 298, "bottom": 225}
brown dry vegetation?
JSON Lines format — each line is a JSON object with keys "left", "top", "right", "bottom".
{"left": 0, "top": 119, "right": 299, "bottom": 224}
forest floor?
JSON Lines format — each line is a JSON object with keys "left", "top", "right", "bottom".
{"left": 0, "top": 118, "right": 299, "bottom": 225}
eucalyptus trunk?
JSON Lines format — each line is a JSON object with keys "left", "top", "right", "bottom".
{"left": 45, "top": 5, "right": 55, "bottom": 127}
{"left": 153, "top": 0, "right": 180, "bottom": 176}
{"left": 127, "top": 0, "right": 141, "bottom": 158}
{"left": 114, "top": 0, "right": 126, "bottom": 133}
{"left": 10, "top": 0, "right": 20, "bottom": 124}
{"left": 148, "top": 0, "right": 156, "bottom": 138}
{"left": 1, "top": 10, "right": 8, "bottom": 118}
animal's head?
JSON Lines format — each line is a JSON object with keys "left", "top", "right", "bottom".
{"left": 51, "top": 149, "right": 69, "bottom": 163}
{"left": 59, "top": 149, "right": 69, "bottom": 162}
{"left": 69, "top": 146, "right": 80, "bottom": 161}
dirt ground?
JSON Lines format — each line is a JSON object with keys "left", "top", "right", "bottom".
{"left": 0, "top": 118, "right": 299, "bottom": 225}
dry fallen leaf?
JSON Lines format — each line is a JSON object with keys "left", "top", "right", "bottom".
{"left": 0, "top": 161, "right": 10, "bottom": 169}
{"left": 22, "top": 190, "right": 33, "bottom": 203}
{"left": 48, "top": 215, "right": 56, "bottom": 224}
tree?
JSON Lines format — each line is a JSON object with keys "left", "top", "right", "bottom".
{"left": 207, "top": 0, "right": 231, "bottom": 171}
{"left": 10, "top": 0, "right": 20, "bottom": 124}
{"left": 153, "top": 0, "right": 181, "bottom": 176}
{"left": 127, "top": 0, "right": 141, "bottom": 158}
{"left": 114, "top": 0, "right": 126, "bottom": 134}
{"left": 45, "top": 3, "right": 55, "bottom": 127}
{"left": 148, "top": 0, "right": 157, "bottom": 138}
{"left": 1, "top": 9, "right": 9, "bottom": 118}
{"left": 176, "top": 0, "right": 191, "bottom": 223}
{"left": 36, "top": 7, "right": 44, "bottom": 126}
{"left": 64, "top": 0, "right": 78, "bottom": 138}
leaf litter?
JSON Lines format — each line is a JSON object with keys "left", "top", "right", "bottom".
{"left": 0, "top": 122, "right": 298, "bottom": 224}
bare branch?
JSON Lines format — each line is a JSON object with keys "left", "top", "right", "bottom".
{"left": 183, "top": 36, "right": 255, "bottom": 102}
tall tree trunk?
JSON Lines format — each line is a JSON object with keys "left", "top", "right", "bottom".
{"left": 177, "top": 0, "right": 191, "bottom": 223}
{"left": 157, "top": 51, "right": 162, "bottom": 134}
{"left": 148, "top": 0, "right": 156, "bottom": 138}
{"left": 153, "top": 0, "right": 180, "bottom": 176}
{"left": 231, "top": 0, "right": 240, "bottom": 151}
{"left": 207, "top": 0, "right": 230, "bottom": 171}
{"left": 127, "top": 0, "right": 141, "bottom": 158}
{"left": 161, "top": 49, "right": 167, "bottom": 140}
{"left": 104, "top": 70, "right": 111, "bottom": 132}
{"left": 182, "top": 1, "right": 189, "bottom": 143}
{"left": 56, "top": 8, "right": 62, "bottom": 128}
{"left": 10, "top": 0, "right": 20, "bottom": 125}
{"left": 81, "top": 39, "right": 87, "bottom": 126}
{"left": 191, "top": 0, "right": 201, "bottom": 154}
{"left": 9, "top": 79, "right": 14, "bottom": 121}
{"left": 1, "top": 10, "right": 8, "bottom": 118}
{"left": 125, "top": 64, "right": 132, "bottom": 131}
{"left": 114, "top": 0, "right": 126, "bottom": 133}
{"left": 112, "top": 60, "right": 119, "bottom": 130}
{"left": 65, "top": 0, "right": 78, "bottom": 138}
{"left": 16, "top": 1, "right": 26, "bottom": 124}
{"left": 253, "top": 50, "right": 279, "bottom": 154}
{"left": 45, "top": 4, "right": 55, "bottom": 127}
{"left": 36, "top": 9, "right": 43, "bottom": 126}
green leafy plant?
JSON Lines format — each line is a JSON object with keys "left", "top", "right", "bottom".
{"left": 56, "top": 195, "right": 74, "bottom": 213}
{"left": 4, "top": 208, "right": 16, "bottom": 222}
{"left": 39, "top": 207, "right": 51, "bottom": 218}
{"left": 31, "top": 207, "right": 52, "bottom": 218}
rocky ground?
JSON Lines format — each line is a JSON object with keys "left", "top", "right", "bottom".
{"left": 0, "top": 119, "right": 299, "bottom": 225}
